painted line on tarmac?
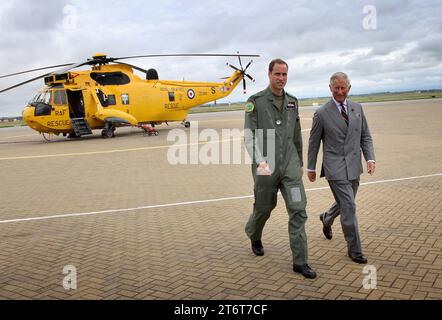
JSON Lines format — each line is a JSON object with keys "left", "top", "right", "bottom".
{"left": 0, "top": 134, "right": 37, "bottom": 141}
{"left": 0, "top": 119, "right": 311, "bottom": 142}
{"left": 0, "top": 129, "right": 311, "bottom": 161}
{"left": 0, "top": 173, "right": 440, "bottom": 225}
{"left": 0, "top": 139, "right": 242, "bottom": 161}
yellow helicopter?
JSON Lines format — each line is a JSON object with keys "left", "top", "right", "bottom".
{"left": 0, "top": 53, "right": 258, "bottom": 139}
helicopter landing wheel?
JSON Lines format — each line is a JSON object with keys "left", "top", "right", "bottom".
{"left": 140, "top": 123, "right": 158, "bottom": 136}
{"left": 147, "top": 129, "right": 159, "bottom": 136}
{"left": 184, "top": 121, "right": 191, "bottom": 128}
{"left": 42, "top": 132, "right": 54, "bottom": 142}
{"left": 101, "top": 128, "right": 115, "bottom": 139}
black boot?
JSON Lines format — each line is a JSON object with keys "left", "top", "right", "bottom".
{"left": 293, "top": 264, "right": 317, "bottom": 279}
{"left": 251, "top": 240, "right": 264, "bottom": 256}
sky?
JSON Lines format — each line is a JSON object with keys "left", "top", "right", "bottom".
{"left": 0, "top": 0, "right": 441, "bottom": 116}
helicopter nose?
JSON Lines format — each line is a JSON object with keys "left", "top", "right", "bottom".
{"left": 22, "top": 105, "right": 34, "bottom": 123}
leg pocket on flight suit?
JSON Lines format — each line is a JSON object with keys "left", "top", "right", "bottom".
{"left": 290, "top": 187, "right": 302, "bottom": 203}
{"left": 254, "top": 188, "right": 277, "bottom": 211}
{"left": 283, "top": 183, "right": 307, "bottom": 212}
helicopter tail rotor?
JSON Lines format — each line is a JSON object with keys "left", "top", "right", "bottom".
{"left": 227, "top": 52, "right": 255, "bottom": 94}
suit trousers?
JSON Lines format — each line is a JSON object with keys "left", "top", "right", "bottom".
{"left": 323, "top": 179, "right": 363, "bottom": 255}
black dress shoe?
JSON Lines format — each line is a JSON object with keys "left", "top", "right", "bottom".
{"left": 251, "top": 240, "right": 264, "bottom": 256}
{"left": 293, "top": 264, "right": 317, "bottom": 279}
{"left": 320, "top": 213, "right": 333, "bottom": 240}
{"left": 348, "top": 252, "right": 368, "bottom": 264}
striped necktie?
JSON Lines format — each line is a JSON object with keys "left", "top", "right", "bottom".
{"left": 340, "top": 102, "right": 349, "bottom": 126}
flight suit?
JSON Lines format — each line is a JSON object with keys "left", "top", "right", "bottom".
{"left": 244, "top": 87, "right": 308, "bottom": 265}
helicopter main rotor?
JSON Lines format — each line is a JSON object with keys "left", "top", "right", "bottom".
{"left": 0, "top": 53, "right": 259, "bottom": 94}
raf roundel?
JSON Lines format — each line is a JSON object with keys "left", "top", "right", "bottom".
{"left": 187, "top": 89, "right": 195, "bottom": 99}
{"left": 245, "top": 102, "right": 255, "bottom": 113}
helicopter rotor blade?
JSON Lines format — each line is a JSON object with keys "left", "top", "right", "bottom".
{"left": 0, "top": 60, "right": 94, "bottom": 93}
{"left": 237, "top": 52, "right": 244, "bottom": 71}
{"left": 245, "top": 73, "right": 255, "bottom": 82}
{"left": 53, "top": 60, "right": 94, "bottom": 75}
{"left": 0, "top": 63, "right": 75, "bottom": 79}
{"left": 113, "top": 53, "right": 259, "bottom": 61}
{"left": 0, "top": 58, "right": 103, "bottom": 82}
{"left": 244, "top": 60, "right": 253, "bottom": 73}
{"left": 228, "top": 64, "right": 240, "bottom": 71}
{"left": 242, "top": 78, "right": 247, "bottom": 94}
{"left": 0, "top": 52, "right": 260, "bottom": 94}
{"left": 0, "top": 73, "right": 51, "bottom": 94}
{"left": 0, "top": 53, "right": 260, "bottom": 79}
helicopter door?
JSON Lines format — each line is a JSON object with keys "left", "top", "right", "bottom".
{"left": 67, "top": 89, "right": 85, "bottom": 118}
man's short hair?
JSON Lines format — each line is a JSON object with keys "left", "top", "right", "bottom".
{"left": 330, "top": 72, "right": 351, "bottom": 87}
{"left": 269, "top": 59, "right": 288, "bottom": 73}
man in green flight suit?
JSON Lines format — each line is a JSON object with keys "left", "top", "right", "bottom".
{"left": 244, "top": 58, "right": 316, "bottom": 279}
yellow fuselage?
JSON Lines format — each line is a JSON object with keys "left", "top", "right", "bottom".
{"left": 22, "top": 63, "right": 244, "bottom": 134}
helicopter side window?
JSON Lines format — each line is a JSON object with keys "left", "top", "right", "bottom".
{"left": 107, "top": 94, "right": 116, "bottom": 106}
{"left": 35, "top": 103, "right": 52, "bottom": 116}
{"left": 53, "top": 90, "right": 67, "bottom": 105}
{"left": 90, "top": 72, "right": 130, "bottom": 86}
{"left": 96, "top": 89, "right": 108, "bottom": 107}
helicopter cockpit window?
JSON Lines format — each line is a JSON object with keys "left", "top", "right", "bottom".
{"left": 45, "top": 91, "right": 51, "bottom": 102}
{"left": 29, "top": 94, "right": 40, "bottom": 105}
{"left": 28, "top": 91, "right": 53, "bottom": 116}
{"left": 90, "top": 72, "right": 130, "bottom": 86}
{"left": 30, "top": 91, "right": 50, "bottom": 104}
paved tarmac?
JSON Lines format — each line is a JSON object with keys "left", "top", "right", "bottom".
{"left": 0, "top": 99, "right": 440, "bottom": 299}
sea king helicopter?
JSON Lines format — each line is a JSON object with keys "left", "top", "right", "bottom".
{"left": 0, "top": 53, "right": 259, "bottom": 139}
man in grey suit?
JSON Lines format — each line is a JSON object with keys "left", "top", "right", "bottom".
{"left": 307, "top": 72, "right": 376, "bottom": 264}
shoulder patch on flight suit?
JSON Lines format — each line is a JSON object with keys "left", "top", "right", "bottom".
{"left": 245, "top": 102, "right": 255, "bottom": 113}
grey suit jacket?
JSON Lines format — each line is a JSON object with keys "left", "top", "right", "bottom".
{"left": 307, "top": 99, "right": 375, "bottom": 181}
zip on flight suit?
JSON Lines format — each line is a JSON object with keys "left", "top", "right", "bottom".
{"left": 244, "top": 87, "right": 309, "bottom": 265}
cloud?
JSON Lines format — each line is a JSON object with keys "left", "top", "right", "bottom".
{"left": 0, "top": 0, "right": 68, "bottom": 31}
{"left": 0, "top": 0, "right": 441, "bottom": 116}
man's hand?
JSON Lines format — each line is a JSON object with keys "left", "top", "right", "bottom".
{"left": 367, "top": 161, "right": 376, "bottom": 175}
{"left": 257, "top": 161, "right": 271, "bottom": 176}
{"left": 307, "top": 171, "right": 316, "bottom": 182}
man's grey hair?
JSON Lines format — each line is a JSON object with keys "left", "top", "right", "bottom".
{"left": 330, "top": 72, "right": 351, "bottom": 87}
